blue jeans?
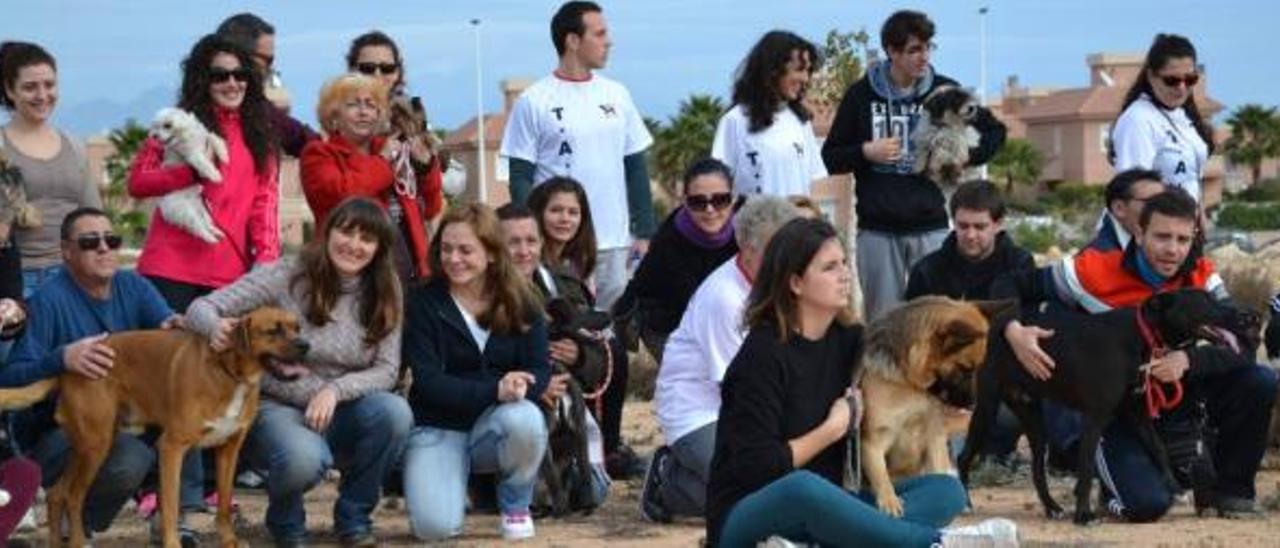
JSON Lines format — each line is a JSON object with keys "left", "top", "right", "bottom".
{"left": 718, "top": 471, "right": 966, "bottom": 547}
{"left": 31, "top": 429, "right": 155, "bottom": 533}
{"left": 247, "top": 392, "right": 411, "bottom": 541}
{"left": 22, "top": 264, "right": 61, "bottom": 299}
{"left": 403, "top": 400, "right": 548, "bottom": 541}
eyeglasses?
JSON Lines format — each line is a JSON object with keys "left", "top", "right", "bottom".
{"left": 1158, "top": 73, "right": 1199, "bottom": 88}
{"left": 356, "top": 62, "right": 400, "bottom": 76}
{"left": 209, "top": 67, "right": 252, "bottom": 84}
{"left": 72, "top": 232, "right": 123, "bottom": 252}
{"left": 685, "top": 192, "right": 733, "bottom": 212}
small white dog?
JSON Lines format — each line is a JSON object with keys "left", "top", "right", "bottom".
{"left": 911, "top": 85, "right": 982, "bottom": 193}
{"left": 149, "top": 108, "right": 228, "bottom": 243}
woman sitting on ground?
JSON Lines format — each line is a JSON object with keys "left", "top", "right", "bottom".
{"left": 615, "top": 158, "right": 739, "bottom": 362}
{"left": 185, "top": 197, "right": 411, "bottom": 547}
{"left": 706, "top": 217, "right": 1019, "bottom": 547}
{"left": 401, "top": 203, "right": 549, "bottom": 542}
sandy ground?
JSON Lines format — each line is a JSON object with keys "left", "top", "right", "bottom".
{"left": 13, "top": 400, "right": 1280, "bottom": 547}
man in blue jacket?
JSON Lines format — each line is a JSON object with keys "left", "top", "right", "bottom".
{"left": 1, "top": 207, "right": 178, "bottom": 539}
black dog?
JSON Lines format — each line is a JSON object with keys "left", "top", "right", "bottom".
{"left": 959, "top": 289, "right": 1245, "bottom": 524}
{"left": 532, "top": 298, "right": 612, "bottom": 517}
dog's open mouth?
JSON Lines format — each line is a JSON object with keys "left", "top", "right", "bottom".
{"left": 1198, "top": 325, "right": 1240, "bottom": 354}
{"left": 263, "top": 355, "right": 309, "bottom": 381}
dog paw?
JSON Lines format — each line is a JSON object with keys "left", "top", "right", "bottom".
{"left": 1044, "top": 505, "right": 1066, "bottom": 520}
{"left": 1072, "top": 509, "right": 1098, "bottom": 526}
{"left": 876, "top": 493, "right": 904, "bottom": 517}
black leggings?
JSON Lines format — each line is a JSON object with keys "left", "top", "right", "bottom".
{"left": 595, "top": 336, "right": 629, "bottom": 455}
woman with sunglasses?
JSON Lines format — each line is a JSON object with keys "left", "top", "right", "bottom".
{"left": 616, "top": 158, "right": 739, "bottom": 362}
{"left": 1, "top": 41, "right": 103, "bottom": 297}
{"left": 1111, "top": 34, "right": 1214, "bottom": 204}
{"left": 711, "top": 31, "right": 828, "bottom": 197}
{"left": 344, "top": 31, "right": 446, "bottom": 269}
{"left": 301, "top": 73, "right": 440, "bottom": 282}
{"left": 129, "top": 33, "right": 280, "bottom": 313}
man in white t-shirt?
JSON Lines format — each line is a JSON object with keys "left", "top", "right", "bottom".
{"left": 500, "top": 1, "right": 655, "bottom": 311}
{"left": 638, "top": 196, "right": 798, "bottom": 523}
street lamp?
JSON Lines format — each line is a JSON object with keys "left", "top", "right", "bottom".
{"left": 471, "top": 18, "right": 487, "bottom": 204}
{"left": 978, "top": 6, "right": 989, "bottom": 179}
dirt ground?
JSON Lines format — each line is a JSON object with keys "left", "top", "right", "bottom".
{"left": 14, "top": 400, "right": 1280, "bottom": 547}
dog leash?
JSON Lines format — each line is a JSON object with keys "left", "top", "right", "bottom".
{"left": 1136, "top": 307, "right": 1184, "bottom": 418}
{"left": 578, "top": 330, "right": 614, "bottom": 420}
{"left": 843, "top": 369, "right": 865, "bottom": 491}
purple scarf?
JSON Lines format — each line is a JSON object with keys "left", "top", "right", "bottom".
{"left": 675, "top": 206, "right": 734, "bottom": 250}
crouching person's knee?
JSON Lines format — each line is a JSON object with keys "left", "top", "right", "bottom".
{"left": 409, "top": 503, "right": 464, "bottom": 541}
{"left": 1120, "top": 489, "right": 1173, "bottom": 523}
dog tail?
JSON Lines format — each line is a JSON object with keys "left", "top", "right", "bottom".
{"left": 0, "top": 378, "right": 58, "bottom": 411}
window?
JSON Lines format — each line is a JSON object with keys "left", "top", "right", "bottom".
{"left": 1099, "top": 123, "right": 1111, "bottom": 154}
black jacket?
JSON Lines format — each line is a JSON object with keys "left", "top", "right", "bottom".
{"left": 822, "top": 71, "right": 1006, "bottom": 233}
{"left": 904, "top": 231, "right": 1034, "bottom": 301}
{"left": 617, "top": 208, "right": 738, "bottom": 336}
{"left": 403, "top": 280, "right": 550, "bottom": 431}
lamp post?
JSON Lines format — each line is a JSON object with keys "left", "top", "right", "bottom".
{"left": 472, "top": 18, "right": 487, "bottom": 203}
{"left": 978, "top": 6, "right": 990, "bottom": 179}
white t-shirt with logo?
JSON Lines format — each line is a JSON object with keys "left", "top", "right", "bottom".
{"left": 501, "top": 74, "right": 653, "bottom": 250}
{"left": 1112, "top": 94, "right": 1209, "bottom": 204}
{"left": 711, "top": 104, "right": 828, "bottom": 196}
{"left": 654, "top": 257, "right": 750, "bottom": 443}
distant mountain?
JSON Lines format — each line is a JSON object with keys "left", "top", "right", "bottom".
{"left": 55, "top": 86, "right": 174, "bottom": 138}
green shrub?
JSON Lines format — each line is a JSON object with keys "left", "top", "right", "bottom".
{"left": 1010, "top": 223, "right": 1058, "bottom": 254}
{"left": 1217, "top": 203, "right": 1280, "bottom": 230}
{"left": 1044, "top": 182, "right": 1103, "bottom": 213}
{"left": 1230, "top": 178, "right": 1280, "bottom": 203}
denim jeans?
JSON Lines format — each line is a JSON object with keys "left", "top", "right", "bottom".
{"left": 403, "top": 399, "right": 548, "bottom": 541}
{"left": 247, "top": 392, "right": 412, "bottom": 541}
{"left": 22, "top": 264, "right": 61, "bottom": 299}
{"left": 717, "top": 471, "right": 966, "bottom": 547}
{"left": 31, "top": 429, "right": 155, "bottom": 533}
{"left": 660, "top": 421, "right": 716, "bottom": 517}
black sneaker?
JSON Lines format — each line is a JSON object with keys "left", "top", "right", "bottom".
{"left": 640, "top": 445, "right": 673, "bottom": 523}
{"left": 1215, "top": 496, "right": 1265, "bottom": 519}
{"left": 340, "top": 532, "right": 377, "bottom": 547}
{"left": 606, "top": 444, "right": 648, "bottom": 480}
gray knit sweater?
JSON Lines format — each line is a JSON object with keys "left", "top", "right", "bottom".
{"left": 184, "top": 257, "right": 401, "bottom": 408}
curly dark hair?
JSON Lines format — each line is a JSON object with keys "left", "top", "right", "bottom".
{"left": 345, "top": 31, "right": 405, "bottom": 96}
{"left": 178, "top": 34, "right": 276, "bottom": 173}
{"left": 731, "top": 30, "right": 821, "bottom": 133}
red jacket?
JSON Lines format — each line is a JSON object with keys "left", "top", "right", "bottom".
{"left": 1059, "top": 243, "right": 1224, "bottom": 313}
{"left": 128, "top": 108, "right": 280, "bottom": 289}
{"left": 301, "top": 134, "right": 443, "bottom": 278}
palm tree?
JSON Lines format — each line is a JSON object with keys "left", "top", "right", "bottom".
{"left": 102, "top": 119, "right": 152, "bottom": 245}
{"left": 989, "top": 138, "right": 1044, "bottom": 192}
{"left": 1224, "top": 104, "right": 1280, "bottom": 184}
{"left": 648, "top": 94, "right": 724, "bottom": 196}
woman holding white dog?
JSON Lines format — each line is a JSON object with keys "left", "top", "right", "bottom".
{"left": 1111, "top": 34, "right": 1213, "bottom": 205}
{"left": 401, "top": 203, "right": 549, "bottom": 541}
{"left": 0, "top": 41, "right": 103, "bottom": 297}
{"left": 128, "top": 33, "right": 281, "bottom": 312}
{"left": 185, "top": 197, "right": 411, "bottom": 547}
{"left": 300, "top": 72, "right": 441, "bottom": 283}
{"left": 711, "top": 31, "right": 827, "bottom": 197}
{"left": 706, "top": 217, "right": 1018, "bottom": 547}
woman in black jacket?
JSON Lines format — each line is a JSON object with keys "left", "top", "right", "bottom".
{"left": 706, "top": 217, "right": 1017, "bottom": 547}
{"left": 616, "top": 158, "right": 738, "bottom": 362}
{"left": 401, "top": 203, "right": 549, "bottom": 542}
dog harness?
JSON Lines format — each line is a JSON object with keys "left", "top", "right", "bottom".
{"left": 1136, "top": 307, "right": 1184, "bottom": 418}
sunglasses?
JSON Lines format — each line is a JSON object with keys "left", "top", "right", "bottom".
{"left": 685, "top": 192, "right": 734, "bottom": 212}
{"left": 356, "top": 62, "right": 400, "bottom": 76}
{"left": 73, "top": 232, "right": 123, "bottom": 252}
{"left": 1158, "top": 73, "right": 1199, "bottom": 88}
{"left": 209, "top": 67, "right": 252, "bottom": 84}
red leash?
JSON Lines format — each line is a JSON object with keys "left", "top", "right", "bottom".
{"left": 1136, "top": 307, "right": 1183, "bottom": 418}
{"left": 579, "top": 331, "right": 615, "bottom": 420}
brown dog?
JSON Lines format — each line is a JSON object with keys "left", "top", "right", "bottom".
{"left": 858, "top": 297, "right": 1011, "bottom": 517}
{"left": 0, "top": 307, "right": 309, "bottom": 548}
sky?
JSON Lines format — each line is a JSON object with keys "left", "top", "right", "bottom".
{"left": 4, "top": 0, "right": 1279, "bottom": 137}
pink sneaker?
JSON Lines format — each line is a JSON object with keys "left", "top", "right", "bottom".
{"left": 136, "top": 491, "right": 158, "bottom": 519}
{"left": 500, "top": 510, "right": 535, "bottom": 541}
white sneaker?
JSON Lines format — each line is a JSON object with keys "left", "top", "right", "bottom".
{"left": 500, "top": 511, "right": 535, "bottom": 541}
{"left": 937, "top": 518, "right": 1019, "bottom": 547}
{"left": 757, "top": 536, "right": 813, "bottom": 548}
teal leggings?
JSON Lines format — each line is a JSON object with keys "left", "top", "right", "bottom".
{"left": 718, "top": 471, "right": 966, "bottom": 547}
